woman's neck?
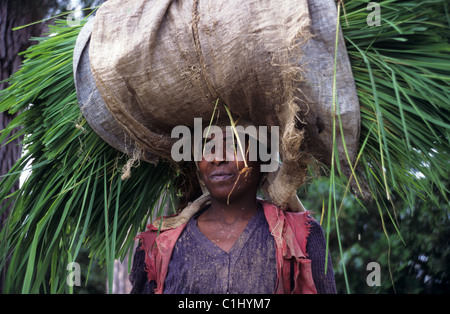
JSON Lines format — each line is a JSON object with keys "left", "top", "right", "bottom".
{"left": 203, "top": 195, "right": 259, "bottom": 225}
{"left": 196, "top": 194, "right": 259, "bottom": 252}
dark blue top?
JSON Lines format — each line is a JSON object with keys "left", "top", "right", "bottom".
{"left": 163, "top": 205, "right": 277, "bottom": 294}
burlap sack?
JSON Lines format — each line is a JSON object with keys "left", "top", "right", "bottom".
{"left": 79, "top": 0, "right": 361, "bottom": 209}
{"left": 74, "top": 18, "right": 157, "bottom": 164}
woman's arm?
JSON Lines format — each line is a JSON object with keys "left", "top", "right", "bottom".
{"left": 306, "top": 220, "right": 337, "bottom": 294}
{"left": 129, "top": 245, "right": 157, "bottom": 294}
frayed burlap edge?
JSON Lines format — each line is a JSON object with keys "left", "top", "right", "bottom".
{"left": 263, "top": 26, "right": 313, "bottom": 211}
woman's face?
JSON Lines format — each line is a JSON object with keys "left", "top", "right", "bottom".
{"left": 197, "top": 132, "right": 261, "bottom": 203}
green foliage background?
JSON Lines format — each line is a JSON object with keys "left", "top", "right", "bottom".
{"left": 299, "top": 176, "right": 450, "bottom": 294}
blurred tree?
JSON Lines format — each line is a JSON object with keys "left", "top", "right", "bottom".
{"left": 1, "top": 0, "right": 58, "bottom": 294}
{"left": 298, "top": 174, "right": 450, "bottom": 294}
{"left": 0, "top": 0, "right": 104, "bottom": 293}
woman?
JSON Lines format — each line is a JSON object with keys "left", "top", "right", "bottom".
{"left": 130, "top": 130, "right": 336, "bottom": 294}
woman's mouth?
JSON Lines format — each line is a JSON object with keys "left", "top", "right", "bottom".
{"left": 209, "top": 172, "right": 234, "bottom": 182}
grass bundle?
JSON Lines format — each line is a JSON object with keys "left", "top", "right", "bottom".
{"left": 319, "top": 0, "right": 449, "bottom": 292}
{"left": 0, "top": 20, "right": 177, "bottom": 293}
{"left": 0, "top": 0, "right": 449, "bottom": 293}
{"left": 342, "top": 0, "right": 449, "bottom": 205}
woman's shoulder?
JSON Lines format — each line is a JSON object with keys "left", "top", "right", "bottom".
{"left": 259, "top": 199, "right": 317, "bottom": 224}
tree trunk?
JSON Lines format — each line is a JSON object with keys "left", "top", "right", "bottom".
{"left": 0, "top": 0, "right": 55, "bottom": 293}
{"left": 112, "top": 248, "right": 134, "bottom": 294}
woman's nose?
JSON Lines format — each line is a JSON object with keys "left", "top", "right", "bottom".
{"left": 211, "top": 156, "right": 227, "bottom": 166}
{"left": 209, "top": 147, "right": 227, "bottom": 165}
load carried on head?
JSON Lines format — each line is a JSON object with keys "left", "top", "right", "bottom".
{"left": 75, "top": 0, "right": 360, "bottom": 213}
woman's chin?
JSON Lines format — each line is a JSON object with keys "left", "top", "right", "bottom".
{"left": 208, "top": 186, "right": 243, "bottom": 204}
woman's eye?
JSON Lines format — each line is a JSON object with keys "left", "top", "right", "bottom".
{"left": 203, "top": 141, "right": 215, "bottom": 154}
{"left": 225, "top": 140, "right": 237, "bottom": 150}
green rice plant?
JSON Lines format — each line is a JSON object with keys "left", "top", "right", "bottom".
{"left": 0, "top": 19, "right": 177, "bottom": 293}
{"left": 319, "top": 0, "right": 450, "bottom": 293}
{"left": 341, "top": 0, "right": 449, "bottom": 205}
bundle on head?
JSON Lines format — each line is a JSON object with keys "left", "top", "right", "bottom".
{"left": 76, "top": 0, "right": 360, "bottom": 209}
